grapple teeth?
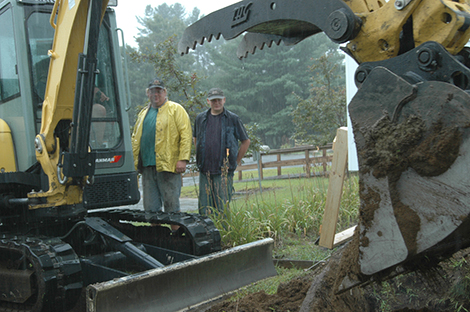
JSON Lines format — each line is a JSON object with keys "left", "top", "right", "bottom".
{"left": 178, "top": 0, "right": 360, "bottom": 57}
{"left": 236, "top": 33, "right": 294, "bottom": 58}
{"left": 178, "top": 33, "right": 224, "bottom": 55}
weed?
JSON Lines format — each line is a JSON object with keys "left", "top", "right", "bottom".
{"left": 209, "top": 174, "right": 359, "bottom": 247}
{"left": 448, "top": 268, "right": 470, "bottom": 312}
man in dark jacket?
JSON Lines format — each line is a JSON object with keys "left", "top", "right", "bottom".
{"left": 193, "top": 88, "right": 250, "bottom": 215}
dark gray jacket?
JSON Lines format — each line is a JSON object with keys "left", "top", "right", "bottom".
{"left": 193, "top": 108, "right": 249, "bottom": 174}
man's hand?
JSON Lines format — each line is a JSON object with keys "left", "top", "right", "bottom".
{"left": 175, "top": 160, "right": 187, "bottom": 174}
{"left": 236, "top": 139, "right": 251, "bottom": 166}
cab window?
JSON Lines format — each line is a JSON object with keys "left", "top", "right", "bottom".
{"left": 26, "top": 11, "right": 122, "bottom": 150}
{"left": 0, "top": 6, "right": 20, "bottom": 103}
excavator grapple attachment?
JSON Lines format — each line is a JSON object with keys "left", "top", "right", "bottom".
{"left": 178, "top": 0, "right": 361, "bottom": 58}
{"left": 341, "top": 66, "right": 470, "bottom": 289}
{"left": 86, "top": 238, "right": 276, "bottom": 312}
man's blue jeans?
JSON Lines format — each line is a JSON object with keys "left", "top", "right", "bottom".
{"left": 141, "top": 166, "right": 181, "bottom": 219}
{"left": 198, "top": 171, "right": 234, "bottom": 216}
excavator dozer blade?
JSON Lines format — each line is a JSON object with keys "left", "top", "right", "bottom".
{"left": 86, "top": 238, "right": 276, "bottom": 312}
{"left": 340, "top": 66, "right": 470, "bottom": 290}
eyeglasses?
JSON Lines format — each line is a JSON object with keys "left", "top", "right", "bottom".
{"left": 149, "top": 88, "right": 165, "bottom": 94}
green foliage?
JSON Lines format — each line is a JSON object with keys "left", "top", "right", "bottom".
{"left": 291, "top": 53, "right": 347, "bottom": 146}
{"left": 275, "top": 234, "right": 331, "bottom": 261}
{"left": 244, "top": 123, "right": 263, "bottom": 155}
{"left": 199, "top": 173, "right": 358, "bottom": 303}
{"left": 125, "top": 3, "right": 205, "bottom": 124}
{"left": 371, "top": 281, "right": 393, "bottom": 312}
{"left": 135, "top": 4, "right": 189, "bottom": 50}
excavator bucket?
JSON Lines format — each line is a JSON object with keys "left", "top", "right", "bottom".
{"left": 338, "top": 66, "right": 470, "bottom": 290}
{"left": 86, "top": 238, "right": 277, "bottom": 312}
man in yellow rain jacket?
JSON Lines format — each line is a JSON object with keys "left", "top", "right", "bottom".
{"left": 132, "top": 77, "right": 191, "bottom": 228}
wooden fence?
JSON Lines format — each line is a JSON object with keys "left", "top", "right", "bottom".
{"left": 183, "top": 144, "right": 333, "bottom": 182}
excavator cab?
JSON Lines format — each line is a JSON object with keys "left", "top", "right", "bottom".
{"left": 30, "top": 14, "right": 120, "bottom": 150}
{"left": 0, "top": 0, "right": 139, "bottom": 215}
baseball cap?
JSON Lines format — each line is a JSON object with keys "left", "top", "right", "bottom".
{"left": 148, "top": 77, "right": 165, "bottom": 89}
{"left": 207, "top": 88, "right": 225, "bottom": 100}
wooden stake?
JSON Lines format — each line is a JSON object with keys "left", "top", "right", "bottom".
{"left": 319, "top": 127, "right": 348, "bottom": 249}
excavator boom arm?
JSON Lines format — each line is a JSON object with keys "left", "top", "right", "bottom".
{"left": 29, "top": 0, "right": 109, "bottom": 208}
{"left": 179, "top": 0, "right": 470, "bottom": 63}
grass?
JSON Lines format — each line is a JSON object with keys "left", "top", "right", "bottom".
{"left": 180, "top": 167, "right": 360, "bottom": 298}
{"left": 181, "top": 165, "right": 331, "bottom": 197}
{"left": 182, "top": 169, "right": 359, "bottom": 247}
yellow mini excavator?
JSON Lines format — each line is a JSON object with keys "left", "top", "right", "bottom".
{"left": 178, "top": 0, "right": 470, "bottom": 293}
{"left": 0, "top": 1, "right": 275, "bottom": 311}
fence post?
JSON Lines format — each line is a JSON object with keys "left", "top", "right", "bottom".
{"left": 319, "top": 127, "right": 348, "bottom": 249}
{"left": 305, "top": 149, "right": 311, "bottom": 178}
{"left": 259, "top": 153, "right": 264, "bottom": 180}
{"left": 322, "top": 149, "right": 327, "bottom": 176}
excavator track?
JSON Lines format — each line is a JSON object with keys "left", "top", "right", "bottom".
{"left": 0, "top": 210, "right": 221, "bottom": 312}
{"left": 87, "top": 208, "right": 221, "bottom": 256}
{"left": 0, "top": 235, "right": 82, "bottom": 312}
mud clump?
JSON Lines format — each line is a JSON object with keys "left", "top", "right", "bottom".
{"left": 358, "top": 181, "right": 381, "bottom": 230}
{"left": 408, "top": 122, "right": 461, "bottom": 177}
{"left": 360, "top": 114, "right": 426, "bottom": 179}
{"left": 360, "top": 114, "right": 461, "bottom": 179}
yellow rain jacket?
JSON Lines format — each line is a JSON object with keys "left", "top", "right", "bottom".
{"left": 132, "top": 100, "right": 192, "bottom": 173}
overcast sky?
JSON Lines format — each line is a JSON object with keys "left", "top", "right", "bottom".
{"left": 113, "top": 0, "right": 239, "bottom": 47}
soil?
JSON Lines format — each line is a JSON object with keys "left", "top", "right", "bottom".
{"left": 200, "top": 245, "right": 470, "bottom": 312}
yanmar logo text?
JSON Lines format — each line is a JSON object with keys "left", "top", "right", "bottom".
{"left": 96, "top": 155, "right": 122, "bottom": 163}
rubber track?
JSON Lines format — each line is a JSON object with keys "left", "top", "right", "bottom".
{"left": 87, "top": 209, "right": 221, "bottom": 255}
{"left": 0, "top": 235, "right": 82, "bottom": 312}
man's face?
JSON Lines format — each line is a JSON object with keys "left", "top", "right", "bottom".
{"left": 147, "top": 87, "right": 167, "bottom": 108}
{"left": 208, "top": 97, "right": 225, "bottom": 115}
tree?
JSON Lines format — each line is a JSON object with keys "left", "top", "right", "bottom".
{"left": 198, "top": 33, "right": 340, "bottom": 148}
{"left": 291, "top": 53, "right": 347, "bottom": 146}
{"left": 130, "top": 36, "right": 206, "bottom": 121}
{"left": 125, "top": 3, "right": 203, "bottom": 124}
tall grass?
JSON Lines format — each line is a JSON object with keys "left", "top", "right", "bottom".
{"left": 209, "top": 173, "right": 360, "bottom": 249}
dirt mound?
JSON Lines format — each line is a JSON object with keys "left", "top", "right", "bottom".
{"left": 205, "top": 273, "right": 313, "bottom": 312}
{"left": 204, "top": 245, "right": 470, "bottom": 312}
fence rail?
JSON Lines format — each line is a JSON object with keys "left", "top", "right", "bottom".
{"left": 183, "top": 144, "right": 333, "bottom": 182}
